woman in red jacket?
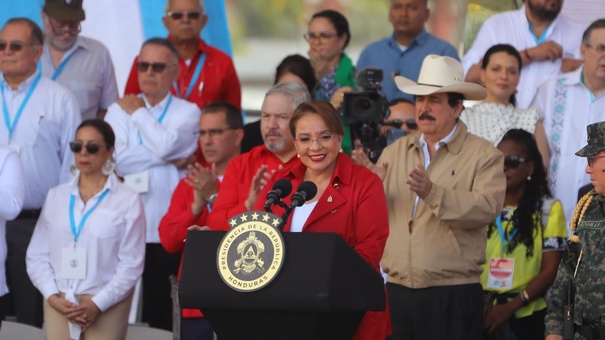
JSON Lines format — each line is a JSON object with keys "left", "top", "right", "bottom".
{"left": 253, "top": 100, "right": 390, "bottom": 339}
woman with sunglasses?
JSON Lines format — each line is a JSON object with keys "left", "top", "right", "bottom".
{"left": 253, "top": 100, "right": 389, "bottom": 340}
{"left": 460, "top": 44, "right": 550, "bottom": 167}
{"left": 481, "top": 129, "right": 566, "bottom": 339}
{"left": 26, "top": 119, "right": 145, "bottom": 340}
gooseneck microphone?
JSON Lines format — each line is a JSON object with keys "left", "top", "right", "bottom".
{"left": 288, "top": 181, "right": 318, "bottom": 209}
{"left": 278, "top": 181, "right": 318, "bottom": 231}
{"left": 264, "top": 178, "right": 292, "bottom": 212}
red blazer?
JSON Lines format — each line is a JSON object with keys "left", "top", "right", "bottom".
{"left": 206, "top": 145, "right": 300, "bottom": 231}
{"left": 124, "top": 38, "right": 241, "bottom": 111}
{"left": 253, "top": 154, "right": 390, "bottom": 340}
{"left": 158, "top": 177, "right": 221, "bottom": 319}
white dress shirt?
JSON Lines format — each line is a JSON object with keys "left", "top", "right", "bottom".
{"left": 462, "top": 6, "right": 583, "bottom": 109}
{"left": 104, "top": 93, "right": 200, "bottom": 243}
{"left": 0, "top": 70, "right": 81, "bottom": 209}
{"left": 531, "top": 66, "right": 605, "bottom": 225}
{"left": 26, "top": 173, "right": 145, "bottom": 313}
{"left": 0, "top": 145, "right": 24, "bottom": 296}
{"left": 41, "top": 36, "right": 119, "bottom": 121}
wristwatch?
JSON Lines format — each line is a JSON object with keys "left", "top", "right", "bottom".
{"left": 208, "top": 193, "right": 218, "bottom": 206}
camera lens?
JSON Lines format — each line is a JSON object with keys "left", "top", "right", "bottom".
{"left": 357, "top": 98, "right": 372, "bottom": 111}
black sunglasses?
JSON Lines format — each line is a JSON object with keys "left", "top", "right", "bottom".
{"left": 166, "top": 10, "right": 202, "bottom": 20}
{"left": 137, "top": 62, "right": 174, "bottom": 73}
{"left": 69, "top": 141, "right": 107, "bottom": 154}
{"left": 0, "top": 41, "right": 35, "bottom": 52}
{"left": 504, "top": 155, "right": 526, "bottom": 169}
{"left": 383, "top": 119, "right": 417, "bottom": 130}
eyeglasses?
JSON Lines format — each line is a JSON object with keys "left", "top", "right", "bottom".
{"left": 303, "top": 32, "right": 338, "bottom": 43}
{"left": 69, "top": 141, "right": 108, "bottom": 154}
{"left": 587, "top": 155, "right": 605, "bottom": 167}
{"left": 0, "top": 41, "right": 37, "bottom": 52}
{"left": 47, "top": 16, "right": 81, "bottom": 35}
{"left": 585, "top": 43, "right": 605, "bottom": 54}
{"left": 197, "top": 128, "right": 233, "bottom": 138}
{"left": 136, "top": 62, "right": 176, "bottom": 73}
{"left": 166, "top": 10, "right": 202, "bottom": 20}
{"left": 296, "top": 134, "right": 337, "bottom": 147}
{"left": 383, "top": 119, "right": 417, "bottom": 130}
{"left": 504, "top": 155, "right": 526, "bottom": 169}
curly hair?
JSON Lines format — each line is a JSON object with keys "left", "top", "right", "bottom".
{"left": 488, "top": 129, "right": 551, "bottom": 258}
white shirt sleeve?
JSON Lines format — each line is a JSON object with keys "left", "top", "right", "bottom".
{"left": 462, "top": 18, "right": 498, "bottom": 75}
{"left": 0, "top": 148, "right": 24, "bottom": 220}
{"left": 58, "top": 91, "right": 81, "bottom": 184}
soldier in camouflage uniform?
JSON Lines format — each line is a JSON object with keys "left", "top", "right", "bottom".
{"left": 546, "top": 121, "right": 605, "bottom": 340}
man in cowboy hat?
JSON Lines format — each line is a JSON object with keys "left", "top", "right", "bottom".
{"left": 545, "top": 121, "right": 605, "bottom": 340}
{"left": 354, "top": 55, "right": 506, "bottom": 340}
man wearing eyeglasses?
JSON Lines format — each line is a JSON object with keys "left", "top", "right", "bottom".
{"left": 124, "top": 0, "right": 241, "bottom": 112}
{"left": 381, "top": 98, "right": 418, "bottom": 143}
{"left": 531, "top": 19, "right": 605, "bottom": 228}
{"left": 159, "top": 102, "right": 243, "bottom": 340}
{"left": 357, "top": 0, "right": 459, "bottom": 103}
{"left": 104, "top": 37, "right": 201, "bottom": 331}
{"left": 39, "top": 0, "right": 118, "bottom": 121}
{"left": 0, "top": 18, "right": 80, "bottom": 327}
{"left": 206, "top": 82, "right": 309, "bottom": 231}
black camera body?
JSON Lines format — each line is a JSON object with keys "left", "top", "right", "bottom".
{"left": 342, "top": 68, "right": 389, "bottom": 163}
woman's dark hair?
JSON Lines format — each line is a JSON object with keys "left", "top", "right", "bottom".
{"left": 77, "top": 119, "right": 116, "bottom": 148}
{"left": 481, "top": 44, "right": 522, "bottom": 106}
{"left": 311, "top": 10, "right": 351, "bottom": 49}
{"left": 274, "top": 54, "right": 317, "bottom": 95}
{"left": 488, "top": 129, "right": 551, "bottom": 258}
{"left": 289, "top": 100, "right": 345, "bottom": 137}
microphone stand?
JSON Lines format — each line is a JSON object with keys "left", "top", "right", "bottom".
{"left": 278, "top": 203, "right": 295, "bottom": 232}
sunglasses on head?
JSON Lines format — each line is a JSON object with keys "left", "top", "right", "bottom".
{"left": 136, "top": 62, "right": 174, "bottom": 73}
{"left": 69, "top": 141, "right": 107, "bottom": 154}
{"left": 383, "top": 119, "right": 417, "bottom": 130}
{"left": 504, "top": 155, "right": 526, "bottom": 169}
{"left": 0, "top": 41, "right": 35, "bottom": 52}
{"left": 166, "top": 10, "right": 202, "bottom": 20}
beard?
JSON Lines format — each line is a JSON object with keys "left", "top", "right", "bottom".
{"left": 526, "top": 0, "right": 561, "bottom": 22}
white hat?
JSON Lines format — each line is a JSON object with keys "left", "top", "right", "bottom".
{"left": 394, "top": 55, "right": 487, "bottom": 100}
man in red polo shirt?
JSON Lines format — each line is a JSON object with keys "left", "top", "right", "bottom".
{"left": 206, "top": 82, "right": 311, "bottom": 230}
{"left": 124, "top": 0, "right": 241, "bottom": 111}
{"left": 159, "top": 102, "right": 243, "bottom": 340}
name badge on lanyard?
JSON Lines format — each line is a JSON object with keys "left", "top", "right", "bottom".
{"left": 487, "top": 258, "right": 515, "bottom": 289}
{"left": 60, "top": 189, "right": 110, "bottom": 280}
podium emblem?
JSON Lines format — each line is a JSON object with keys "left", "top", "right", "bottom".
{"left": 217, "top": 212, "right": 285, "bottom": 292}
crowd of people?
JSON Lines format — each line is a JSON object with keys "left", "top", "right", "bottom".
{"left": 1, "top": 0, "right": 605, "bottom": 339}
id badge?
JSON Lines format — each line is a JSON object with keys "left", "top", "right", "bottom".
{"left": 60, "top": 247, "right": 87, "bottom": 280}
{"left": 487, "top": 258, "right": 515, "bottom": 290}
{"left": 8, "top": 143, "right": 21, "bottom": 154}
{"left": 124, "top": 170, "right": 149, "bottom": 193}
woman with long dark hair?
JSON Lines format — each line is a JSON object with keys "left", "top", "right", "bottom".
{"left": 482, "top": 129, "right": 566, "bottom": 339}
{"left": 460, "top": 44, "right": 550, "bottom": 167}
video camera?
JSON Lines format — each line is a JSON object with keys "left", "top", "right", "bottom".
{"left": 342, "top": 68, "right": 389, "bottom": 163}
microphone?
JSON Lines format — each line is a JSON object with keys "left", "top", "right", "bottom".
{"left": 289, "top": 181, "right": 318, "bottom": 208}
{"left": 264, "top": 179, "right": 292, "bottom": 211}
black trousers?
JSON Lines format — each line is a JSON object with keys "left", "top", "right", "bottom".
{"left": 141, "top": 243, "right": 181, "bottom": 331}
{"left": 5, "top": 218, "right": 43, "bottom": 327}
{"left": 181, "top": 317, "right": 214, "bottom": 340}
{"left": 387, "top": 282, "right": 483, "bottom": 340}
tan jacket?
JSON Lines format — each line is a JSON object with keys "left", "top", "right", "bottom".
{"left": 379, "top": 122, "right": 505, "bottom": 288}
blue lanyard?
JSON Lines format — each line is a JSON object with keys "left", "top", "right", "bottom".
{"left": 138, "top": 95, "right": 173, "bottom": 144}
{"left": 69, "top": 188, "right": 110, "bottom": 243}
{"left": 528, "top": 22, "right": 552, "bottom": 45}
{"left": 1, "top": 72, "right": 42, "bottom": 141}
{"left": 51, "top": 51, "right": 76, "bottom": 80}
{"left": 496, "top": 215, "right": 518, "bottom": 254}
{"left": 172, "top": 53, "right": 205, "bottom": 99}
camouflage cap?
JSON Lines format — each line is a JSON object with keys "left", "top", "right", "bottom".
{"left": 43, "top": 0, "right": 85, "bottom": 22}
{"left": 576, "top": 121, "right": 605, "bottom": 157}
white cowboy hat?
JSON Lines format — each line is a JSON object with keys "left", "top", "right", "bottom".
{"left": 394, "top": 55, "right": 487, "bottom": 101}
